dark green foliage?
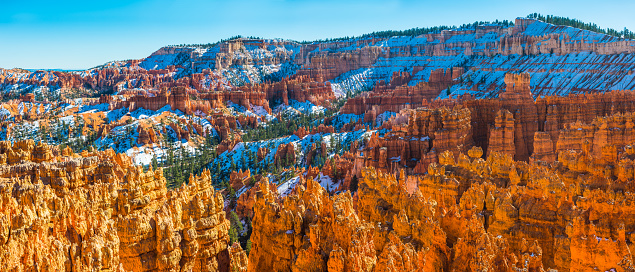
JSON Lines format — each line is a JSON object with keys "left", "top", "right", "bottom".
{"left": 245, "top": 239, "right": 252, "bottom": 255}
{"left": 169, "top": 35, "right": 264, "bottom": 49}
{"left": 14, "top": 115, "right": 100, "bottom": 154}
{"left": 228, "top": 210, "right": 244, "bottom": 245}
{"left": 169, "top": 20, "right": 515, "bottom": 49}
{"left": 527, "top": 13, "right": 635, "bottom": 39}
{"left": 239, "top": 216, "right": 253, "bottom": 253}
{"left": 229, "top": 211, "right": 243, "bottom": 234}
{"left": 228, "top": 226, "right": 238, "bottom": 244}
{"left": 350, "top": 175, "right": 359, "bottom": 192}
{"left": 162, "top": 132, "right": 220, "bottom": 189}
{"left": 298, "top": 20, "right": 514, "bottom": 44}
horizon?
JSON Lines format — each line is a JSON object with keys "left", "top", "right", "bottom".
{"left": 2, "top": 0, "right": 635, "bottom": 70}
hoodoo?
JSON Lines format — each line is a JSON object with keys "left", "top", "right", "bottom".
{"left": 3, "top": 12, "right": 635, "bottom": 271}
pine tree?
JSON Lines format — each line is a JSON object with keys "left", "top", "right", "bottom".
{"left": 229, "top": 211, "right": 243, "bottom": 234}
{"left": 228, "top": 227, "right": 238, "bottom": 244}
{"left": 246, "top": 240, "right": 252, "bottom": 255}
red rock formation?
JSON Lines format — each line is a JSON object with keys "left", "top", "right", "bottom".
{"left": 354, "top": 106, "right": 472, "bottom": 176}
{"left": 321, "top": 154, "right": 352, "bottom": 187}
{"left": 460, "top": 74, "right": 635, "bottom": 162}
{"left": 299, "top": 123, "right": 337, "bottom": 136}
{"left": 256, "top": 147, "right": 269, "bottom": 162}
{"left": 229, "top": 169, "right": 252, "bottom": 191}
{"left": 137, "top": 126, "right": 158, "bottom": 145}
{"left": 122, "top": 86, "right": 213, "bottom": 115}
{"left": 217, "top": 137, "right": 242, "bottom": 155}
{"left": 487, "top": 109, "right": 516, "bottom": 158}
{"left": 340, "top": 68, "right": 462, "bottom": 121}
{"left": 530, "top": 131, "right": 556, "bottom": 163}
{"left": 273, "top": 143, "right": 296, "bottom": 167}
{"left": 294, "top": 45, "right": 384, "bottom": 81}
{"left": 293, "top": 126, "right": 308, "bottom": 138}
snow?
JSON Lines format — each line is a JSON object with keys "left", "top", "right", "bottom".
{"left": 376, "top": 111, "right": 396, "bottom": 126}
{"left": 0, "top": 107, "right": 11, "bottom": 118}
{"left": 390, "top": 156, "right": 401, "bottom": 162}
{"left": 228, "top": 102, "right": 276, "bottom": 122}
{"left": 59, "top": 115, "right": 75, "bottom": 125}
{"left": 330, "top": 68, "right": 376, "bottom": 96}
{"left": 5, "top": 19, "right": 635, "bottom": 180}
{"left": 107, "top": 107, "right": 128, "bottom": 123}
{"left": 211, "top": 127, "right": 373, "bottom": 181}
{"left": 272, "top": 100, "right": 326, "bottom": 117}
{"left": 139, "top": 47, "right": 194, "bottom": 70}
{"left": 288, "top": 100, "right": 326, "bottom": 115}
{"left": 522, "top": 20, "right": 622, "bottom": 43}
{"left": 278, "top": 176, "right": 300, "bottom": 197}
{"left": 126, "top": 147, "right": 155, "bottom": 165}
{"left": 330, "top": 114, "right": 364, "bottom": 131}
{"left": 315, "top": 173, "right": 340, "bottom": 193}
{"left": 213, "top": 134, "right": 300, "bottom": 177}
{"left": 236, "top": 186, "right": 251, "bottom": 199}
{"left": 130, "top": 105, "right": 184, "bottom": 119}
{"left": 5, "top": 18, "right": 635, "bottom": 104}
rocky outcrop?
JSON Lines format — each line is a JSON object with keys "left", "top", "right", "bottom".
{"left": 340, "top": 68, "right": 462, "bottom": 120}
{"left": 530, "top": 131, "right": 556, "bottom": 163}
{"left": 247, "top": 169, "right": 440, "bottom": 272}
{"left": 354, "top": 106, "right": 472, "bottom": 175}
{"left": 137, "top": 125, "right": 158, "bottom": 145}
{"left": 294, "top": 45, "right": 384, "bottom": 81}
{"left": 247, "top": 163, "right": 554, "bottom": 271}
{"left": 229, "top": 169, "right": 252, "bottom": 191}
{"left": 7, "top": 16, "right": 635, "bottom": 272}
{"left": 294, "top": 124, "right": 335, "bottom": 139}
{"left": 273, "top": 143, "right": 296, "bottom": 167}
{"left": 123, "top": 86, "right": 213, "bottom": 115}
{"left": 0, "top": 140, "right": 236, "bottom": 271}
{"left": 487, "top": 110, "right": 516, "bottom": 158}
{"left": 427, "top": 146, "right": 635, "bottom": 270}
{"left": 236, "top": 75, "right": 336, "bottom": 107}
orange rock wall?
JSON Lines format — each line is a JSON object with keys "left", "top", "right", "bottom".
{"left": 0, "top": 140, "right": 240, "bottom": 271}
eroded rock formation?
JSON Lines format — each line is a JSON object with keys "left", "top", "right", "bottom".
{"left": 353, "top": 106, "right": 473, "bottom": 176}
{"left": 0, "top": 140, "right": 242, "bottom": 271}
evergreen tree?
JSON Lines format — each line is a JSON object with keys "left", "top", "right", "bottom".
{"left": 246, "top": 240, "right": 252, "bottom": 255}
{"left": 350, "top": 175, "right": 359, "bottom": 192}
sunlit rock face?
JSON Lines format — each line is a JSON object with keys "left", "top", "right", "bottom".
{"left": 5, "top": 14, "right": 635, "bottom": 272}
{"left": 0, "top": 140, "right": 244, "bottom": 272}
{"left": 241, "top": 85, "right": 635, "bottom": 271}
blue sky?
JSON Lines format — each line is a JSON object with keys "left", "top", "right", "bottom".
{"left": 1, "top": 0, "right": 634, "bottom": 70}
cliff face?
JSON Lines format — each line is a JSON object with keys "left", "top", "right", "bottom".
{"left": 232, "top": 75, "right": 336, "bottom": 107}
{"left": 488, "top": 109, "right": 516, "bottom": 157}
{"left": 461, "top": 73, "right": 635, "bottom": 162}
{"left": 246, "top": 168, "right": 445, "bottom": 272}
{"left": 294, "top": 45, "right": 385, "bottom": 81}
{"left": 340, "top": 68, "right": 462, "bottom": 120}
{"left": 0, "top": 140, "right": 241, "bottom": 271}
{"left": 353, "top": 106, "right": 472, "bottom": 176}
